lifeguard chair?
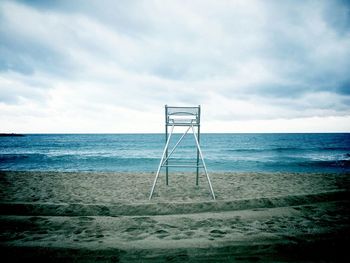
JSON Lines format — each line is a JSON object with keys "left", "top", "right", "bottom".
{"left": 149, "top": 105, "right": 215, "bottom": 199}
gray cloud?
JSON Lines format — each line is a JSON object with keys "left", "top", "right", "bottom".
{"left": 0, "top": 0, "right": 350, "bottom": 132}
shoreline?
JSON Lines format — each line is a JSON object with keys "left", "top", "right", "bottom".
{"left": 1, "top": 171, "right": 349, "bottom": 262}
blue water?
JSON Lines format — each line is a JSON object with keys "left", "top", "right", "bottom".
{"left": 0, "top": 133, "right": 349, "bottom": 173}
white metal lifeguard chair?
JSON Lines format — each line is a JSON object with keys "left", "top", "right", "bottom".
{"left": 149, "top": 105, "right": 215, "bottom": 200}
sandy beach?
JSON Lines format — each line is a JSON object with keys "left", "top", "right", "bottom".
{"left": 1, "top": 171, "right": 349, "bottom": 262}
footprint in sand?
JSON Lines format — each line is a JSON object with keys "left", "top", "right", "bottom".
{"left": 124, "top": 227, "right": 139, "bottom": 233}
{"left": 209, "top": 229, "right": 227, "bottom": 238}
{"left": 252, "top": 208, "right": 267, "bottom": 211}
{"left": 133, "top": 217, "right": 157, "bottom": 224}
{"left": 78, "top": 216, "right": 95, "bottom": 221}
{"left": 74, "top": 229, "right": 83, "bottom": 235}
{"left": 77, "top": 217, "right": 95, "bottom": 227}
{"left": 193, "top": 219, "right": 213, "bottom": 229}
{"left": 184, "top": 231, "right": 195, "bottom": 237}
{"left": 158, "top": 223, "right": 178, "bottom": 229}
{"left": 122, "top": 227, "right": 148, "bottom": 241}
{"left": 293, "top": 206, "right": 303, "bottom": 211}
{"left": 98, "top": 206, "right": 110, "bottom": 216}
{"left": 166, "top": 253, "right": 190, "bottom": 262}
{"left": 29, "top": 216, "right": 49, "bottom": 225}
{"left": 154, "top": 229, "right": 170, "bottom": 239}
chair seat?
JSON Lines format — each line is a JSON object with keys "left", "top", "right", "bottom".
{"left": 168, "top": 115, "right": 197, "bottom": 124}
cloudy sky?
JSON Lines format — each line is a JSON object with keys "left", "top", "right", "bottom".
{"left": 1, "top": 0, "right": 349, "bottom": 133}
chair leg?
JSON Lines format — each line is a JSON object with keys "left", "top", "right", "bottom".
{"left": 191, "top": 125, "right": 216, "bottom": 200}
{"left": 149, "top": 125, "right": 174, "bottom": 200}
{"left": 196, "top": 125, "right": 200, "bottom": 185}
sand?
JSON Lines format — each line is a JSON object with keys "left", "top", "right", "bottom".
{"left": 0, "top": 171, "right": 349, "bottom": 262}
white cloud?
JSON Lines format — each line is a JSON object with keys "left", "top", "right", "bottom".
{"left": 0, "top": 0, "right": 349, "bottom": 133}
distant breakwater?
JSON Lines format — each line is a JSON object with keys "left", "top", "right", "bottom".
{"left": 0, "top": 133, "right": 24, "bottom": 137}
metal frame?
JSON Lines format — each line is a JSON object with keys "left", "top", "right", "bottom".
{"left": 149, "top": 105, "right": 215, "bottom": 200}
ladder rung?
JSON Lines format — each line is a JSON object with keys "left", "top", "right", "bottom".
{"left": 162, "top": 164, "right": 204, "bottom": 168}
{"left": 162, "top": 161, "right": 200, "bottom": 165}
{"left": 164, "top": 161, "right": 199, "bottom": 164}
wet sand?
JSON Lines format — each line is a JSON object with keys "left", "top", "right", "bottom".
{"left": 1, "top": 171, "right": 349, "bottom": 262}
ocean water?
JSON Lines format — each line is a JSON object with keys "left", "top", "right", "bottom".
{"left": 0, "top": 133, "right": 349, "bottom": 173}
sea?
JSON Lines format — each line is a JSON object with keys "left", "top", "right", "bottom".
{"left": 0, "top": 133, "right": 349, "bottom": 173}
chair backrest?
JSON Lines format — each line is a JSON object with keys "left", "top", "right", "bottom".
{"left": 165, "top": 105, "right": 200, "bottom": 125}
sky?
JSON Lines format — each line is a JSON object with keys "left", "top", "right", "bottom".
{"left": 0, "top": 0, "right": 350, "bottom": 133}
